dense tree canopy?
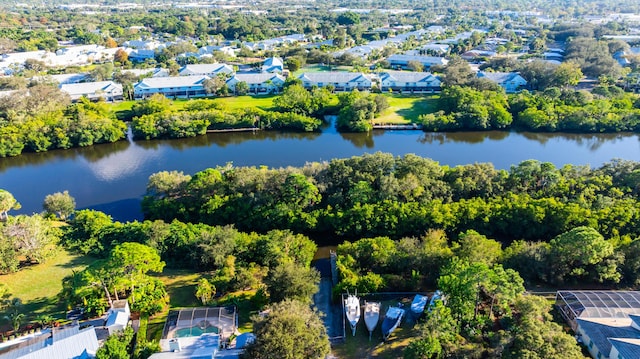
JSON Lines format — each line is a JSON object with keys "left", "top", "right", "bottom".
{"left": 243, "top": 299, "right": 330, "bottom": 359}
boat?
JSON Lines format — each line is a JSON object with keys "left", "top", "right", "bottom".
{"left": 344, "top": 293, "right": 361, "bottom": 336}
{"left": 381, "top": 305, "right": 405, "bottom": 340}
{"left": 428, "top": 290, "right": 444, "bottom": 312}
{"left": 363, "top": 301, "right": 380, "bottom": 340}
{"left": 410, "top": 294, "right": 429, "bottom": 318}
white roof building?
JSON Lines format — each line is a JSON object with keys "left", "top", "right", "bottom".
{"left": 261, "top": 57, "right": 284, "bottom": 73}
{"left": 60, "top": 81, "right": 123, "bottom": 101}
{"left": 298, "top": 72, "right": 373, "bottom": 91}
{"left": 226, "top": 73, "right": 285, "bottom": 94}
{"left": 0, "top": 325, "right": 99, "bottom": 359}
{"left": 133, "top": 75, "right": 210, "bottom": 99}
{"left": 179, "top": 63, "right": 234, "bottom": 77}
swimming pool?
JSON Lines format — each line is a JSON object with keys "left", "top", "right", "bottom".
{"left": 173, "top": 324, "right": 219, "bottom": 338}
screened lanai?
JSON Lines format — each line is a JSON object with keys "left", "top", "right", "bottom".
{"left": 161, "top": 307, "right": 237, "bottom": 340}
{"left": 556, "top": 291, "right": 640, "bottom": 330}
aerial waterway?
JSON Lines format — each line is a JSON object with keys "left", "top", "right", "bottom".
{"left": 1, "top": 127, "right": 639, "bottom": 222}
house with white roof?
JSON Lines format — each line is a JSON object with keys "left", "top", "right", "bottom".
{"left": 379, "top": 71, "right": 441, "bottom": 93}
{"left": 226, "top": 73, "right": 285, "bottom": 94}
{"left": 60, "top": 81, "right": 123, "bottom": 102}
{"left": 0, "top": 324, "right": 99, "bottom": 359}
{"left": 179, "top": 63, "right": 234, "bottom": 77}
{"left": 198, "top": 45, "right": 236, "bottom": 58}
{"left": 386, "top": 54, "right": 448, "bottom": 70}
{"left": 105, "top": 299, "right": 130, "bottom": 335}
{"left": 476, "top": 71, "right": 527, "bottom": 93}
{"left": 133, "top": 75, "right": 209, "bottom": 99}
{"left": 32, "top": 73, "right": 88, "bottom": 85}
{"left": 261, "top": 57, "right": 284, "bottom": 73}
{"left": 121, "top": 68, "right": 169, "bottom": 78}
{"left": 126, "top": 49, "right": 157, "bottom": 62}
{"left": 298, "top": 72, "right": 373, "bottom": 92}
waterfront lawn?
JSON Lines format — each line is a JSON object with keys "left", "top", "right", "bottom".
{"left": 374, "top": 94, "right": 440, "bottom": 125}
{"left": 212, "top": 95, "right": 276, "bottom": 111}
{"left": 0, "top": 250, "right": 93, "bottom": 321}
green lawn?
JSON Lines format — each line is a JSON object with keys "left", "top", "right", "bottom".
{"left": 374, "top": 94, "right": 440, "bottom": 125}
{"left": 0, "top": 250, "right": 93, "bottom": 321}
{"left": 212, "top": 95, "right": 276, "bottom": 111}
{"left": 332, "top": 303, "right": 419, "bottom": 359}
{"left": 293, "top": 64, "right": 355, "bottom": 77}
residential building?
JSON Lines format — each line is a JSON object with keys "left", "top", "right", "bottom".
{"left": 261, "top": 57, "right": 284, "bottom": 73}
{"left": 60, "top": 81, "right": 123, "bottom": 102}
{"left": 133, "top": 75, "right": 209, "bottom": 99}
{"left": 386, "top": 54, "right": 448, "bottom": 70}
{"left": 476, "top": 71, "right": 528, "bottom": 93}
{"left": 0, "top": 324, "right": 99, "bottom": 359}
{"left": 32, "top": 73, "right": 88, "bottom": 85}
{"left": 198, "top": 45, "right": 236, "bottom": 58}
{"left": 127, "top": 49, "right": 157, "bottom": 62}
{"left": 178, "top": 63, "right": 234, "bottom": 77}
{"left": 121, "top": 68, "right": 170, "bottom": 78}
{"left": 379, "top": 71, "right": 441, "bottom": 93}
{"left": 149, "top": 307, "right": 241, "bottom": 359}
{"left": 298, "top": 72, "right": 373, "bottom": 91}
{"left": 556, "top": 291, "right": 640, "bottom": 359}
{"left": 105, "top": 299, "right": 130, "bottom": 335}
{"left": 226, "top": 73, "right": 285, "bottom": 94}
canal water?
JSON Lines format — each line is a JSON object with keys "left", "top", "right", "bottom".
{"left": 1, "top": 127, "right": 639, "bottom": 221}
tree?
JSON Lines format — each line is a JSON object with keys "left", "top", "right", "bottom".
{"left": 265, "top": 262, "right": 319, "bottom": 304}
{"left": 243, "top": 299, "right": 330, "bottom": 359}
{"left": 0, "top": 190, "right": 20, "bottom": 220}
{"left": 549, "top": 226, "right": 619, "bottom": 284}
{"left": 114, "top": 48, "right": 129, "bottom": 63}
{"left": 2, "top": 214, "right": 60, "bottom": 264}
{"left": 195, "top": 278, "right": 216, "bottom": 305}
{"left": 552, "top": 61, "right": 582, "bottom": 87}
{"left": 287, "top": 57, "right": 302, "bottom": 72}
{"left": 3, "top": 298, "right": 24, "bottom": 332}
{"left": 203, "top": 76, "right": 227, "bottom": 96}
{"left": 108, "top": 243, "right": 165, "bottom": 303}
{"left": 96, "top": 327, "right": 134, "bottom": 359}
{"left": 43, "top": 190, "right": 76, "bottom": 220}
{"left": 407, "top": 60, "right": 424, "bottom": 72}
{"left": 504, "top": 295, "right": 583, "bottom": 359}
{"left": 439, "top": 57, "right": 475, "bottom": 87}
{"left": 454, "top": 230, "right": 503, "bottom": 266}
{"left": 337, "top": 11, "right": 360, "bottom": 25}
{"left": 235, "top": 81, "right": 249, "bottom": 95}
{"left": 105, "top": 37, "right": 118, "bottom": 48}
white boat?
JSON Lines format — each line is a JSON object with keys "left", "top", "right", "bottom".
{"left": 364, "top": 301, "right": 380, "bottom": 340}
{"left": 344, "top": 294, "right": 361, "bottom": 336}
{"left": 381, "top": 305, "right": 405, "bottom": 340}
{"left": 410, "top": 294, "right": 428, "bottom": 318}
{"left": 428, "top": 290, "right": 443, "bottom": 312}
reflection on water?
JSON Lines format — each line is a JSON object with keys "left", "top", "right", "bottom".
{"left": 1, "top": 129, "right": 639, "bottom": 219}
{"left": 418, "top": 131, "right": 511, "bottom": 145}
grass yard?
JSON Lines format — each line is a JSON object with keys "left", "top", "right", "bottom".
{"left": 212, "top": 95, "right": 276, "bottom": 111}
{"left": 374, "top": 94, "right": 440, "bottom": 125}
{"left": 0, "top": 250, "right": 94, "bottom": 321}
{"left": 332, "top": 309, "right": 419, "bottom": 359}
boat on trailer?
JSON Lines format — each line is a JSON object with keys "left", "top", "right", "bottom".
{"left": 410, "top": 294, "right": 429, "bottom": 318}
{"left": 381, "top": 305, "right": 405, "bottom": 340}
{"left": 363, "top": 301, "right": 380, "bottom": 340}
{"left": 344, "top": 292, "right": 361, "bottom": 336}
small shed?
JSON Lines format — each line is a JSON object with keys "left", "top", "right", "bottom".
{"left": 105, "top": 299, "right": 131, "bottom": 335}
